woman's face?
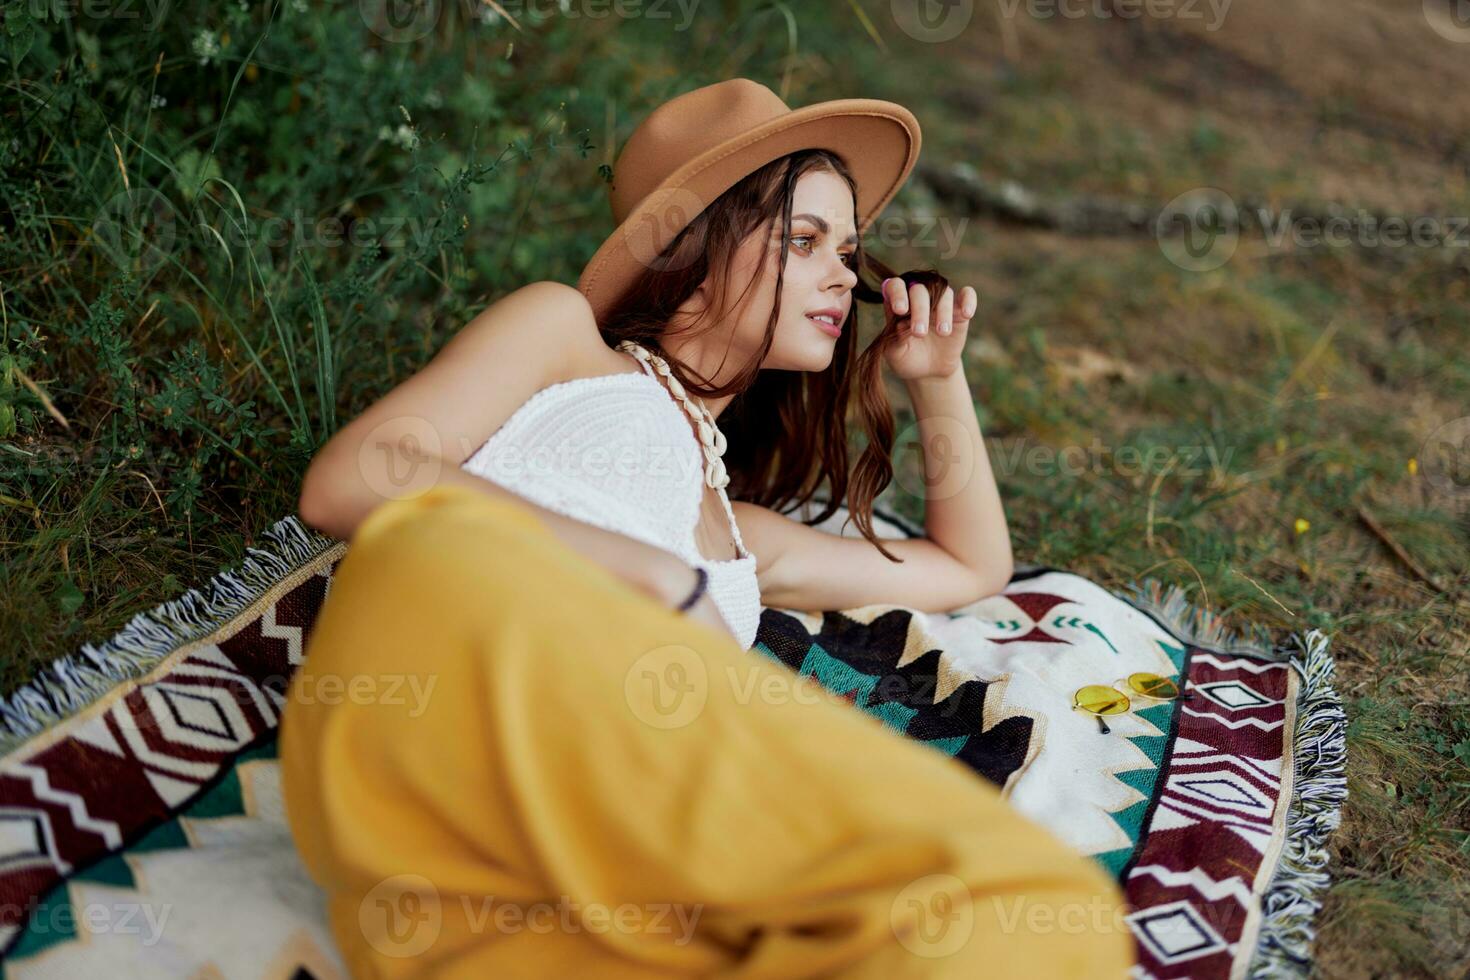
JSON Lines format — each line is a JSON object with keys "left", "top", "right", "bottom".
{"left": 684, "top": 168, "right": 860, "bottom": 377}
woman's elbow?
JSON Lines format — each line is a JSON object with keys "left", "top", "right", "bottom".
{"left": 297, "top": 463, "right": 345, "bottom": 539}
{"left": 976, "top": 559, "right": 1014, "bottom": 602}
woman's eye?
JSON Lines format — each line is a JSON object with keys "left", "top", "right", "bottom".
{"left": 790, "top": 236, "right": 857, "bottom": 268}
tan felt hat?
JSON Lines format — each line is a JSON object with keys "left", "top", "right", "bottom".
{"left": 576, "top": 77, "right": 922, "bottom": 323}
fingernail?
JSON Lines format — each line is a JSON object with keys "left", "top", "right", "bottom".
{"left": 916, "top": 320, "right": 927, "bottom": 334}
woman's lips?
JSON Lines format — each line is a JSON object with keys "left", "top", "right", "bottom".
{"left": 807, "top": 314, "right": 842, "bottom": 338}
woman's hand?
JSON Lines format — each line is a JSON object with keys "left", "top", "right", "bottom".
{"left": 879, "top": 277, "right": 977, "bottom": 382}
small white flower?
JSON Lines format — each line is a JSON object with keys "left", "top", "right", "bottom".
{"left": 192, "top": 28, "right": 220, "bottom": 67}
{"left": 375, "top": 123, "right": 420, "bottom": 151}
{"left": 424, "top": 90, "right": 443, "bottom": 109}
{"left": 290, "top": 0, "right": 306, "bottom": 10}
{"left": 150, "top": 93, "right": 167, "bottom": 109}
{"left": 393, "top": 123, "right": 420, "bottom": 151}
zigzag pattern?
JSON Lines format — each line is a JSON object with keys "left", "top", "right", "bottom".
{"left": 0, "top": 561, "right": 339, "bottom": 945}
{"left": 1122, "top": 651, "right": 1293, "bottom": 976}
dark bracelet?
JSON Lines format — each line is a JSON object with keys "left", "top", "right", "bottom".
{"left": 675, "top": 566, "right": 709, "bottom": 612}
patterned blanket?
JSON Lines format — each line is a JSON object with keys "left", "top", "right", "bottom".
{"left": 0, "top": 499, "right": 1346, "bottom": 979}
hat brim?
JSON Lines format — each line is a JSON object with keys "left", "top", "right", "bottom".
{"left": 576, "top": 98, "right": 921, "bottom": 324}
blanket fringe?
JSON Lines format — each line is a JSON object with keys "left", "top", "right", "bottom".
{"left": 0, "top": 515, "right": 339, "bottom": 758}
{"left": 1245, "top": 626, "right": 1348, "bottom": 979}
{"left": 1114, "top": 576, "right": 1285, "bottom": 661}
{"left": 1115, "top": 576, "right": 1347, "bottom": 979}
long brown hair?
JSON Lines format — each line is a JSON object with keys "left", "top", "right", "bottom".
{"left": 598, "top": 149, "right": 949, "bottom": 563}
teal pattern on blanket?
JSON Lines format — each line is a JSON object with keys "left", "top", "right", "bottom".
{"left": 0, "top": 501, "right": 1346, "bottom": 980}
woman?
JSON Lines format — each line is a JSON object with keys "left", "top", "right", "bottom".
{"left": 281, "top": 78, "right": 1134, "bottom": 978}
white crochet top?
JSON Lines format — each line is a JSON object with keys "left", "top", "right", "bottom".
{"left": 460, "top": 357, "right": 762, "bottom": 649}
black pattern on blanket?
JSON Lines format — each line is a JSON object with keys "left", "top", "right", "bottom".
{"left": 0, "top": 499, "right": 1345, "bottom": 979}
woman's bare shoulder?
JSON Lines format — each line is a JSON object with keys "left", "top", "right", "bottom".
{"left": 443, "top": 279, "right": 623, "bottom": 387}
{"left": 496, "top": 282, "right": 640, "bottom": 384}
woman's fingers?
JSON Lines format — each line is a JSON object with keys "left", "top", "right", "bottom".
{"left": 909, "top": 282, "right": 931, "bottom": 335}
{"left": 882, "top": 277, "right": 908, "bottom": 317}
{"left": 935, "top": 286, "right": 956, "bottom": 335}
{"left": 882, "top": 279, "right": 977, "bottom": 337}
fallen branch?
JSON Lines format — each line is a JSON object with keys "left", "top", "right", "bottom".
{"left": 1355, "top": 499, "right": 1453, "bottom": 596}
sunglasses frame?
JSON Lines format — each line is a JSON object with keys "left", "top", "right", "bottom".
{"left": 1071, "top": 672, "right": 1193, "bottom": 735}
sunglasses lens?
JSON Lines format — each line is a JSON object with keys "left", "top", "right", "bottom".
{"left": 1128, "top": 673, "right": 1180, "bottom": 699}
{"left": 1075, "top": 685, "right": 1129, "bottom": 715}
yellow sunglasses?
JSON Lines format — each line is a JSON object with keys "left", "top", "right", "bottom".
{"left": 1071, "top": 672, "right": 1194, "bottom": 735}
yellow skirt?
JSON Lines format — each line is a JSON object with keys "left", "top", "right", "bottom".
{"left": 280, "top": 483, "right": 1136, "bottom": 978}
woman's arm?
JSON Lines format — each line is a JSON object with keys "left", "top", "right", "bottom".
{"left": 726, "top": 279, "right": 1013, "bottom": 614}
{"left": 296, "top": 281, "right": 710, "bottom": 614}
{"left": 903, "top": 369, "right": 1014, "bottom": 597}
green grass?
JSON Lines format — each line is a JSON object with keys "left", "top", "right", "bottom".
{"left": 3, "top": 2, "right": 1469, "bottom": 976}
